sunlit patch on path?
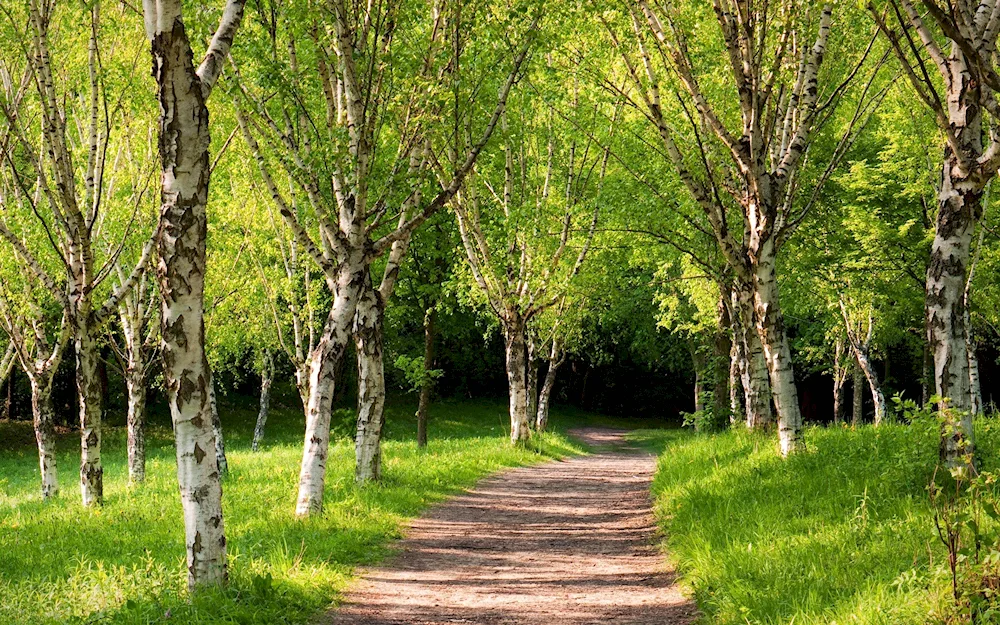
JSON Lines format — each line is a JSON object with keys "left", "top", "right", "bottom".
{"left": 323, "top": 428, "right": 696, "bottom": 625}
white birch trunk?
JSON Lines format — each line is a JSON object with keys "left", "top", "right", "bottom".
{"left": 852, "top": 362, "right": 864, "bottom": 426}
{"left": 295, "top": 256, "right": 365, "bottom": 516}
{"left": 732, "top": 284, "right": 773, "bottom": 429}
{"left": 416, "top": 307, "right": 436, "bottom": 448}
{"left": 29, "top": 375, "right": 59, "bottom": 499}
{"left": 207, "top": 372, "right": 227, "bottom": 476}
{"left": 354, "top": 278, "right": 386, "bottom": 483}
{"left": 126, "top": 364, "right": 147, "bottom": 484}
{"left": 145, "top": 0, "right": 246, "bottom": 587}
{"left": 752, "top": 240, "right": 802, "bottom": 455}
{"left": 526, "top": 334, "right": 539, "bottom": 424}
{"left": 504, "top": 315, "right": 531, "bottom": 444}
{"left": 853, "top": 347, "right": 886, "bottom": 426}
{"left": 75, "top": 321, "right": 104, "bottom": 506}
{"left": 252, "top": 352, "right": 273, "bottom": 452}
{"left": 535, "top": 339, "right": 564, "bottom": 432}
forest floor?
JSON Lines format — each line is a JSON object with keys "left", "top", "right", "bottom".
{"left": 322, "top": 427, "right": 696, "bottom": 625}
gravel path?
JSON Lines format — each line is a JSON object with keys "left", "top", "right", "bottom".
{"left": 321, "top": 428, "right": 696, "bottom": 624}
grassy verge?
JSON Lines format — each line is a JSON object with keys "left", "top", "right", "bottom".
{"left": 632, "top": 419, "right": 1000, "bottom": 625}
{"left": 0, "top": 397, "right": 583, "bottom": 624}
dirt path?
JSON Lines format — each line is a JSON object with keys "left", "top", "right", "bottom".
{"left": 322, "top": 428, "right": 696, "bottom": 624}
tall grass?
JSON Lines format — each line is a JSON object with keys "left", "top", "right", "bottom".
{"left": 634, "top": 420, "right": 1000, "bottom": 625}
{"left": 0, "top": 397, "right": 583, "bottom": 624}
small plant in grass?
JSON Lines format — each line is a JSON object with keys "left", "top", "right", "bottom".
{"left": 681, "top": 393, "right": 730, "bottom": 433}
{"left": 930, "top": 404, "right": 1000, "bottom": 624}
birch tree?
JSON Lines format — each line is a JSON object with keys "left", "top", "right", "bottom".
{"left": 235, "top": 0, "right": 536, "bottom": 502}
{"left": 867, "top": 0, "right": 1000, "bottom": 463}
{"left": 142, "top": 0, "right": 247, "bottom": 590}
{"left": 839, "top": 298, "right": 887, "bottom": 425}
{"left": 0, "top": 0, "right": 156, "bottom": 505}
{"left": 607, "top": 1, "right": 884, "bottom": 454}
{"left": 109, "top": 260, "right": 159, "bottom": 484}
{"left": 453, "top": 86, "right": 613, "bottom": 443}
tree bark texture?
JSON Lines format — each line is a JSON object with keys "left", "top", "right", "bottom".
{"left": 504, "top": 315, "right": 531, "bottom": 444}
{"left": 853, "top": 362, "right": 864, "bottom": 426}
{"left": 145, "top": 0, "right": 246, "bottom": 588}
{"left": 295, "top": 255, "right": 366, "bottom": 516}
{"left": 354, "top": 277, "right": 386, "bottom": 483}
{"left": 29, "top": 375, "right": 59, "bottom": 499}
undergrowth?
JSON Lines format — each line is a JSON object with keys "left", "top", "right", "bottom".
{"left": 632, "top": 418, "right": 1000, "bottom": 625}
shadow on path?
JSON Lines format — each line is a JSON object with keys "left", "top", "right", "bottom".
{"left": 321, "top": 428, "right": 697, "bottom": 625}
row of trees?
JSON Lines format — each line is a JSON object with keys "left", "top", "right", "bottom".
{"left": 3, "top": 0, "right": 1000, "bottom": 595}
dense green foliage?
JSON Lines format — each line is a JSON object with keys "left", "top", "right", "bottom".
{"left": 0, "top": 397, "right": 583, "bottom": 624}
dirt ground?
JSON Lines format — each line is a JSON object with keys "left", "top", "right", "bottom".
{"left": 321, "top": 428, "right": 697, "bottom": 624}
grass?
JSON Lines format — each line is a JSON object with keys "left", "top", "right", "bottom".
{"left": 632, "top": 418, "right": 1000, "bottom": 625}
{"left": 0, "top": 395, "right": 585, "bottom": 624}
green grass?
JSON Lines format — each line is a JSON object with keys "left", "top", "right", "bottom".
{"left": 0, "top": 396, "right": 584, "bottom": 624}
{"left": 632, "top": 419, "right": 1000, "bottom": 625}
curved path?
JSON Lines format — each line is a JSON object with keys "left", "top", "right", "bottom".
{"left": 322, "top": 428, "right": 696, "bottom": 625}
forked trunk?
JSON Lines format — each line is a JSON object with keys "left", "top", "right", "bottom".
{"left": 535, "top": 339, "right": 563, "bottom": 432}
{"left": 354, "top": 279, "right": 386, "bottom": 483}
{"left": 295, "top": 258, "right": 364, "bottom": 516}
{"left": 752, "top": 241, "right": 802, "bottom": 455}
{"left": 252, "top": 353, "right": 273, "bottom": 452}
{"left": 416, "top": 307, "right": 436, "bottom": 448}
{"left": 504, "top": 315, "right": 530, "bottom": 444}
{"left": 29, "top": 375, "right": 59, "bottom": 499}
{"left": 76, "top": 323, "right": 103, "bottom": 506}
{"left": 126, "top": 365, "right": 147, "bottom": 484}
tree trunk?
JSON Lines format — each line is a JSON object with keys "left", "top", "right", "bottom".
{"left": 690, "top": 343, "right": 706, "bottom": 418}
{"left": 928, "top": 63, "right": 983, "bottom": 465}
{"left": 922, "top": 342, "right": 932, "bottom": 407}
{"left": 416, "top": 306, "right": 436, "bottom": 448}
{"left": 752, "top": 241, "right": 802, "bottom": 455}
{"left": 252, "top": 352, "right": 273, "bottom": 452}
{"left": 729, "top": 342, "right": 743, "bottom": 425}
{"left": 504, "top": 315, "right": 531, "bottom": 444}
{"left": 832, "top": 338, "right": 846, "bottom": 426}
{"left": 29, "top": 375, "right": 59, "bottom": 499}
{"left": 295, "top": 257, "right": 365, "bottom": 516}
{"left": 732, "top": 285, "right": 772, "bottom": 429}
{"left": 852, "top": 362, "right": 864, "bottom": 426}
{"left": 354, "top": 278, "right": 386, "bottom": 484}
{"left": 150, "top": 17, "right": 230, "bottom": 590}
{"left": 126, "top": 364, "right": 147, "bottom": 484}
{"left": 714, "top": 298, "right": 733, "bottom": 425}
{"left": 75, "top": 322, "right": 103, "bottom": 506}
{"left": 208, "top": 371, "right": 227, "bottom": 476}
{"left": 536, "top": 339, "right": 563, "bottom": 432}
{"left": 852, "top": 347, "right": 886, "bottom": 426}
{"left": 526, "top": 333, "right": 539, "bottom": 424}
